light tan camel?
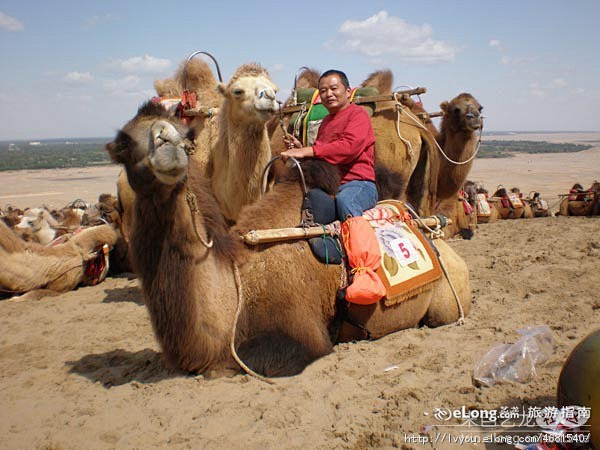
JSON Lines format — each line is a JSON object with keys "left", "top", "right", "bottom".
{"left": 436, "top": 93, "right": 483, "bottom": 202}
{"left": 15, "top": 207, "right": 59, "bottom": 244}
{"left": 106, "top": 102, "right": 471, "bottom": 377}
{"left": 207, "top": 63, "right": 279, "bottom": 221}
{"left": 0, "top": 221, "right": 117, "bottom": 301}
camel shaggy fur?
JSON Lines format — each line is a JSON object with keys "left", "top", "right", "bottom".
{"left": 107, "top": 102, "right": 472, "bottom": 377}
{"left": 0, "top": 221, "right": 117, "bottom": 301}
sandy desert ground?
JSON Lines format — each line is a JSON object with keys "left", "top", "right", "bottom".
{"left": 0, "top": 133, "right": 599, "bottom": 449}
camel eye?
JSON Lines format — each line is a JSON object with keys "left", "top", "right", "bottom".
{"left": 232, "top": 88, "right": 244, "bottom": 96}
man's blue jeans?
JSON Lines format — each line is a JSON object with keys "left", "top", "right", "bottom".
{"left": 336, "top": 180, "right": 378, "bottom": 219}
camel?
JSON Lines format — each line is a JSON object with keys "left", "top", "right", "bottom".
{"left": 81, "top": 193, "right": 132, "bottom": 274}
{"left": 524, "top": 192, "right": 551, "bottom": 217}
{"left": 435, "top": 93, "right": 483, "bottom": 203}
{"left": 464, "top": 181, "right": 500, "bottom": 224}
{"left": 206, "top": 63, "right": 279, "bottom": 221}
{"left": 269, "top": 68, "right": 438, "bottom": 215}
{"left": 510, "top": 187, "right": 534, "bottom": 219}
{"left": 154, "top": 57, "right": 222, "bottom": 171}
{"left": 106, "top": 102, "right": 472, "bottom": 377}
{"left": 435, "top": 191, "right": 477, "bottom": 240}
{"left": 557, "top": 182, "right": 600, "bottom": 216}
{"left": 487, "top": 186, "right": 527, "bottom": 219}
{"left": 15, "top": 207, "right": 59, "bottom": 244}
{"left": 0, "top": 221, "right": 117, "bottom": 301}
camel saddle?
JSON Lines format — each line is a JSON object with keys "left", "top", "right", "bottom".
{"left": 476, "top": 193, "right": 492, "bottom": 216}
{"left": 362, "top": 200, "right": 442, "bottom": 306}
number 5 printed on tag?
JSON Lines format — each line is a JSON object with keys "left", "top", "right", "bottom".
{"left": 389, "top": 237, "right": 419, "bottom": 266}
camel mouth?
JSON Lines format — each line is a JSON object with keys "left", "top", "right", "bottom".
{"left": 153, "top": 167, "right": 187, "bottom": 185}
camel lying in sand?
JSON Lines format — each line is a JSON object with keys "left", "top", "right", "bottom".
{"left": 557, "top": 182, "right": 600, "bottom": 216}
{"left": 0, "top": 221, "right": 118, "bottom": 301}
{"left": 106, "top": 101, "right": 471, "bottom": 378}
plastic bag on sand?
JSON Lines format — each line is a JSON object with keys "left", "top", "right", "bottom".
{"left": 473, "top": 326, "right": 554, "bottom": 387}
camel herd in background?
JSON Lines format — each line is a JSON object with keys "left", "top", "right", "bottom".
{"left": 1, "top": 53, "right": 599, "bottom": 377}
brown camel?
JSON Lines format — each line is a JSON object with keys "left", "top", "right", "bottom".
{"left": 489, "top": 186, "right": 526, "bottom": 219}
{"left": 510, "top": 187, "right": 534, "bottom": 219}
{"left": 269, "top": 68, "right": 438, "bottom": 215}
{"left": 106, "top": 102, "right": 471, "bottom": 377}
{"left": 81, "top": 193, "right": 132, "bottom": 274}
{"left": 435, "top": 192, "right": 477, "bottom": 240}
{"left": 0, "top": 221, "right": 117, "bottom": 301}
{"left": 435, "top": 93, "right": 483, "bottom": 202}
{"left": 558, "top": 181, "right": 600, "bottom": 216}
{"left": 465, "top": 181, "right": 500, "bottom": 224}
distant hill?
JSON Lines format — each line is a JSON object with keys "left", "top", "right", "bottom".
{"left": 0, "top": 138, "right": 112, "bottom": 171}
{"left": 478, "top": 140, "right": 592, "bottom": 158}
{"left": 0, "top": 134, "right": 596, "bottom": 170}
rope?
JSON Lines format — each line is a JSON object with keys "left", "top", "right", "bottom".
{"left": 403, "top": 202, "right": 444, "bottom": 239}
{"left": 396, "top": 99, "right": 483, "bottom": 166}
{"left": 185, "top": 190, "right": 214, "bottom": 249}
{"left": 392, "top": 94, "right": 414, "bottom": 157}
{"left": 403, "top": 202, "right": 465, "bottom": 325}
{"left": 229, "top": 263, "right": 275, "bottom": 384}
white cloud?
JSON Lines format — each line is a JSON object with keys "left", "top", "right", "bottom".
{"left": 103, "top": 75, "right": 142, "bottom": 94}
{"left": 529, "top": 78, "right": 569, "bottom": 98}
{"left": 85, "top": 13, "right": 120, "bottom": 29}
{"left": 573, "top": 88, "right": 585, "bottom": 95}
{"left": 107, "top": 54, "right": 172, "bottom": 74}
{"left": 272, "top": 63, "right": 284, "bottom": 72}
{"left": 0, "top": 11, "right": 24, "bottom": 31}
{"left": 64, "top": 71, "right": 93, "bottom": 84}
{"left": 326, "top": 11, "right": 457, "bottom": 63}
{"left": 489, "top": 39, "right": 502, "bottom": 49}
{"left": 548, "top": 78, "right": 567, "bottom": 89}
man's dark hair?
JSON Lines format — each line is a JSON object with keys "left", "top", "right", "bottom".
{"left": 319, "top": 69, "right": 350, "bottom": 89}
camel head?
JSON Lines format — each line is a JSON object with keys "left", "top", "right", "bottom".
{"left": 440, "top": 93, "right": 483, "bottom": 132}
{"left": 218, "top": 63, "right": 278, "bottom": 125}
{"left": 106, "top": 102, "right": 193, "bottom": 192}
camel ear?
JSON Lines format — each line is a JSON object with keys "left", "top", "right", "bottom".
{"left": 440, "top": 101, "right": 450, "bottom": 113}
{"left": 217, "top": 82, "right": 227, "bottom": 96}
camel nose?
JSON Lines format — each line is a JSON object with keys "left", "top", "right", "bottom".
{"left": 258, "top": 87, "right": 276, "bottom": 101}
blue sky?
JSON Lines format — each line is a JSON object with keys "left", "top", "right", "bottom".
{"left": 1, "top": 0, "right": 599, "bottom": 140}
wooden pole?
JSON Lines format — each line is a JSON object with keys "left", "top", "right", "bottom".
{"left": 277, "top": 87, "right": 427, "bottom": 115}
{"left": 240, "top": 216, "right": 452, "bottom": 245}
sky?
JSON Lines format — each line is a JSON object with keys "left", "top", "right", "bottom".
{"left": 1, "top": 0, "right": 599, "bottom": 140}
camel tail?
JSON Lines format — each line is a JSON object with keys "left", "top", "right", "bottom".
{"left": 236, "top": 333, "right": 320, "bottom": 377}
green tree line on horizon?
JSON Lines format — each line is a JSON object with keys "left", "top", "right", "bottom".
{"left": 0, "top": 139, "right": 593, "bottom": 171}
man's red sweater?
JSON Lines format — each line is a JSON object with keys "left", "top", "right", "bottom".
{"left": 312, "top": 103, "right": 375, "bottom": 184}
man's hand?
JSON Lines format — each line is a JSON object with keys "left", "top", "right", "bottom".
{"left": 280, "top": 146, "right": 315, "bottom": 161}
{"left": 283, "top": 135, "right": 302, "bottom": 149}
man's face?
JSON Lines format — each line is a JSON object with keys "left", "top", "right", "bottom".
{"left": 318, "top": 74, "right": 351, "bottom": 114}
